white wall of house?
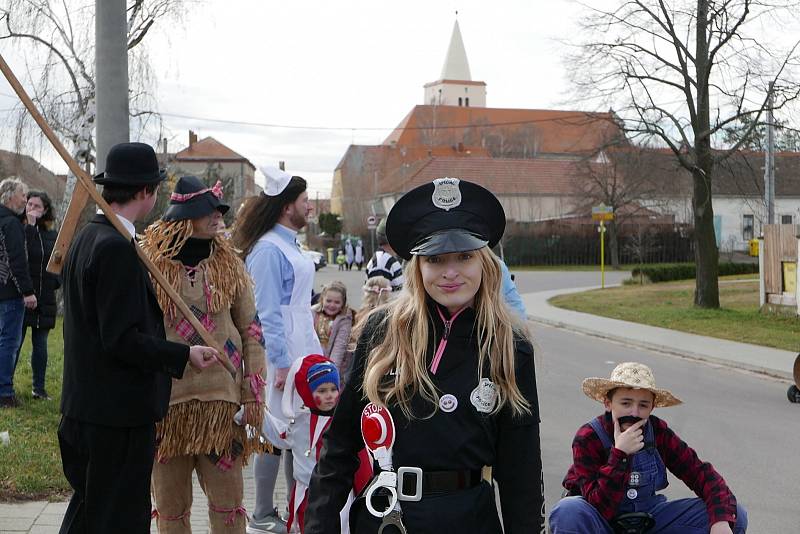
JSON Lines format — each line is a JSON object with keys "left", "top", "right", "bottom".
{"left": 645, "top": 195, "right": 800, "bottom": 252}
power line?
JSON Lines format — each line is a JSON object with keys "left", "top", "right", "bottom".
{"left": 158, "top": 110, "right": 612, "bottom": 132}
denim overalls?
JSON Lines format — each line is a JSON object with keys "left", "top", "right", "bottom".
{"left": 549, "top": 416, "right": 748, "bottom": 533}
{"left": 588, "top": 417, "right": 669, "bottom": 513}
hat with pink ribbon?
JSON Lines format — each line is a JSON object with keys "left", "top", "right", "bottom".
{"left": 163, "top": 175, "right": 230, "bottom": 221}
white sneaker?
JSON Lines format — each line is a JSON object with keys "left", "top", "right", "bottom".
{"left": 246, "top": 508, "right": 287, "bottom": 534}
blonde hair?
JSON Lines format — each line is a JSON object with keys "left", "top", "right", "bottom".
{"left": 348, "top": 277, "right": 393, "bottom": 352}
{"left": 362, "top": 247, "right": 531, "bottom": 418}
{"left": 313, "top": 280, "right": 350, "bottom": 318}
{"left": 361, "top": 276, "right": 392, "bottom": 311}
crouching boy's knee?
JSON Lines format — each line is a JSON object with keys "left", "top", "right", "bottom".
{"left": 549, "top": 496, "right": 609, "bottom": 533}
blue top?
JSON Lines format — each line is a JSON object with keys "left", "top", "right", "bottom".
{"left": 500, "top": 260, "right": 527, "bottom": 320}
{"left": 245, "top": 224, "right": 297, "bottom": 369}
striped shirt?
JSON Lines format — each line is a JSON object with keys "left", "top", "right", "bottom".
{"left": 365, "top": 249, "right": 403, "bottom": 290}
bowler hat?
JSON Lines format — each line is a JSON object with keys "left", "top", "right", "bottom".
{"left": 386, "top": 178, "right": 505, "bottom": 260}
{"left": 163, "top": 175, "right": 230, "bottom": 222}
{"left": 94, "top": 142, "right": 166, "bottom": 186}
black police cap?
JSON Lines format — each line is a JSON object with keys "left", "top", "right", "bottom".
{"left": 162, "top": 175, "right": 230, "bottom": 222}
{"left": 385, "top": 178, "right": 505, "bottom": 260}
{"left": 94, "top": 142, "right": 166, "bottom": 186}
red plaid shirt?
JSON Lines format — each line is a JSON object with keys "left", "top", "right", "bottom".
{"left": 562, "top": 413, "right": 738, "bottom": 526}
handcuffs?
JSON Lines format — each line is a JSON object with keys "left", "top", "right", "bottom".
{"left": 361, "top": 403, "right": 422, "bottom": 534}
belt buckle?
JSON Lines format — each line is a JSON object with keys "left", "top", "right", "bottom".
{"left": 397, "top": 466, "right": 423, "bottom": 502}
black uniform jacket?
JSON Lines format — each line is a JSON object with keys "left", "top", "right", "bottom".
{"left": 23, "top": 224, "right": 60, "bottom": 330}
{"left": 305, "top": 301, "right": 545, "bottom": 534}
{"left": 60, "top": 215, "right": 189, "bottom": 427}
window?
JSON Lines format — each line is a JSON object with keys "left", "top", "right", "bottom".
{"left": 465, "top": 97, "right": 470, "bottom": 107}
{"left": 458, "top": 97, "right": 463, "bottom": 106}
{"left": 743, "top": 214, "right": 754, "bottom": 241}
{"left": 782, "top": 214, "right": 793, "bottom": 225}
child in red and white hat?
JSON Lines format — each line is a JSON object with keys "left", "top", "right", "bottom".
{"left": 257, "top": 354, "right": 355, "bottom": 533}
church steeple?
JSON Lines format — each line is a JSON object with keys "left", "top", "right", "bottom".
{"left": 440, "top": 20, "right": 472, "bottom": 81}
{"left": 424, "top": 18, "right": 486, "bottom": 107}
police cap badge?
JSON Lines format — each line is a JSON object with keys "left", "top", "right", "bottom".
{"left": 385, "top": 178, "right": 505, "bottom": 260}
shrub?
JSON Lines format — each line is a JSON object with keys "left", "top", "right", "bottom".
{"left": 630, "top": 262, "right": 758, "bottom": 283}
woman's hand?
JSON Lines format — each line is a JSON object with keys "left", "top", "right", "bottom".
{"left": 26, "top": 206, "right": 43, "bottom": 225}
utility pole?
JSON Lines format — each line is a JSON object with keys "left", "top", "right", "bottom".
{"left": 765, "top": 81, "right": 776, "bottom": 225}
{"left": 95, "top": 0, "right": 130, "bottom": 173}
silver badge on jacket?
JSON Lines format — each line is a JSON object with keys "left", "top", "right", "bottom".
{"left": 470, "top": 378, "right": 498, "bottom": 413}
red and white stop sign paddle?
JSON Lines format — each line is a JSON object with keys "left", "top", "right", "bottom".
{"left": 361, "top": 403, "right": 395, "bottom": 471}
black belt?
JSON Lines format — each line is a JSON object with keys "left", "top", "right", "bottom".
{"left": 407, "top": 469, "right": 483, "bottom": 495}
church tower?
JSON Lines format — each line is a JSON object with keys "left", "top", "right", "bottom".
{"left": 423, "top": 19, "right": 487, "bottom": 107}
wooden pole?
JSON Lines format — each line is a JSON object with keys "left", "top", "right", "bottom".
{"left": 0, "top": 53, "right": 236, "bottom": 378}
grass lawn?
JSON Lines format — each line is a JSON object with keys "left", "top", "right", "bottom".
{"left": 550, "top": 277, "right": 800, "bottom": 351}
{"left": 0, "top": 318, "right": 69, "bottom": 501}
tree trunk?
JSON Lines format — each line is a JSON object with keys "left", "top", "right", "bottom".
{"left": 692, "top": 0, "right": 720, "bottom": 308}
{"left": 608, "top": 219, "right": 620, "bottom": 269}
{"left": 692, "top": 164, "right": 720, "bottom": 308}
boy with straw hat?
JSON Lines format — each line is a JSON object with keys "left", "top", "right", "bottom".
{"left": 549, "top": 362, "right": 747, "bottom": 534}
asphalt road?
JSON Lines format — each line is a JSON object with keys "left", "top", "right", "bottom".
{"left": 314, "top": 264, "right": 631, "bottom": 308}
{"left": 534, "top": 323, "right": 798, "bottom": 533}
{"left": 313, "top": 265, "right": 799, "bottom": 531}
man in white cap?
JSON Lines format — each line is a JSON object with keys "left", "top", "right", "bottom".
{"left": 549, "top": 362, "right": 747, "bottom": 534}
{"left": 232, "top": 167, "right": 323, "bottom": 534}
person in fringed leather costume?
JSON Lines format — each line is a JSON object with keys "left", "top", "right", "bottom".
{"left": 141, "top": 176, "right": 269, "bottom": 533}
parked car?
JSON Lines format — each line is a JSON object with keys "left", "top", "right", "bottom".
{"left": 302, "top": 249, "right": 326, "bottom": 271}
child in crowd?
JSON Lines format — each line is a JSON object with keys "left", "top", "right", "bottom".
{"left": 257, "top": 355, "right": 351, "bottom": 534}
{"left": 336, "top": 250, "right": 346, "bottom": 271}
{"left": 343, "top": 276, "right": 393, "bottom": 385}
{"left": 311, "top": 281, "right": 353, "bottom": 379}
{"left": 549, "top": 361, "right": 747, "bottom": 534}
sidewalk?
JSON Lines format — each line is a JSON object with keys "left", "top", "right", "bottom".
{"left": 0, "top": 463, "right": 287, "bottom": 533}
{"left": 523, "top": 286, "right": 796, "bottom": 380}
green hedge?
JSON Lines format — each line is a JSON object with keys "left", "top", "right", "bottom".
{"left": 631, "top": 262, "right": 759, "bottom": 283}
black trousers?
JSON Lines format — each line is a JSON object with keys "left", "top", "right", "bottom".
{"left": 58, "top": 416, "right": 156, "bottom": 534}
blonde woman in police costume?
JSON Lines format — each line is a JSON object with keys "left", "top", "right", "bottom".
{"left": 304, "top": 179, "right": 545, "bottom": 534}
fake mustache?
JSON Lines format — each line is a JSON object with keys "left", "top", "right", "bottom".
{"left": 617, "top": 415, "right": 643, "bottom": 426}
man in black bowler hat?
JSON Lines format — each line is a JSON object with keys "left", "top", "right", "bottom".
{"left": 58, "top": 142, "right": 220, "bottom": 534}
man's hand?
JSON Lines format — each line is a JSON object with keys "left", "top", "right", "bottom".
{"left": 244, "top": 402, "right": 263, "bottom": 426}
{"left": 273, "top": 366, "right": 290, "bottom": 390}
{"left": 188, "top": 345, "right": 220, "bottom": 370}
{"left": 710, "top": 521, "right": 734, "bottom": 534}
{"left": 613, "top": 417, "right": 646, "bottom": 455}
{"left": 23, "top": 294, "right": 37, "bottom": 310}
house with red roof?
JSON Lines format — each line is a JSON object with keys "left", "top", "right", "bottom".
{"left": 331, "top": 20, "right": 624, "bottom": 236}
{"left": 171, "top": 132, "right": 257, "bottom": 214}
{"left": 332, "top": 20, "right": 800, "bottom": 255}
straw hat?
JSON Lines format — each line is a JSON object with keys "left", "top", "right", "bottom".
{"left": 582, "top": 362, "right": 682, "bottom": 408}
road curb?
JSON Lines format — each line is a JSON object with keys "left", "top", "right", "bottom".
{"left": 527, "top": 314, "right": 794, "bottom": 382}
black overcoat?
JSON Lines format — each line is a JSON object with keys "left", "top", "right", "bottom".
{"left": 23, "top": 224, "right": 60, "bottom": 330}
{"left": 60, "top": 215, "right": 189, "bottom": 427}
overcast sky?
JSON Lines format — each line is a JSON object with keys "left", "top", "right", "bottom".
{"left": 0, "top": 0, "right": 585, "bottom": 197}
{"left": 2, "top": 0, "right": 797, "bottom": 198}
